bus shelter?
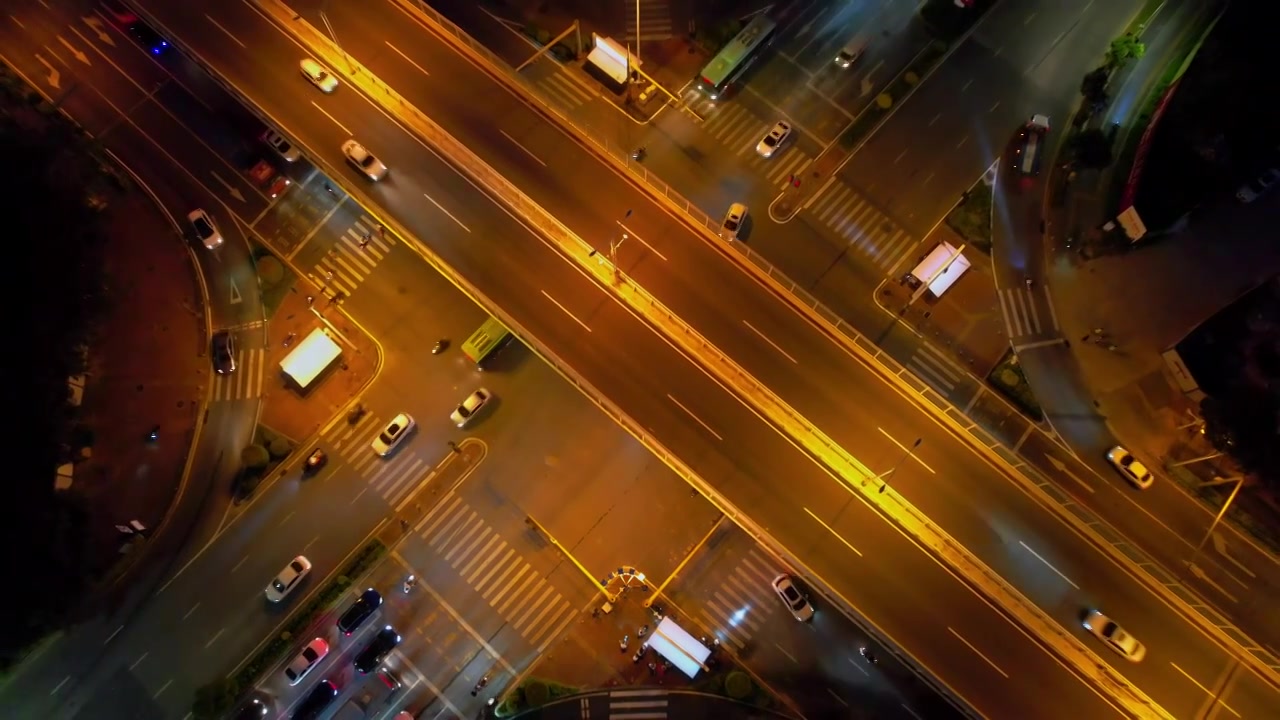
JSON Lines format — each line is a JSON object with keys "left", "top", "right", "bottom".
{"left": 645, "top": 617, "right": 711, "bottom": 678}
{"left": 280, "top": 327, "right": 342, "bottom": 390}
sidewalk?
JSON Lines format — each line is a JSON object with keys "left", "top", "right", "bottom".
{"left": 75, "top": 189, "right": 206, "bottom": 579}
{"left": 257, "top": 270, "right": 381, "bottom": 442}
{"left": 1042, "top": 1, "right": 1217, "bottom": 462}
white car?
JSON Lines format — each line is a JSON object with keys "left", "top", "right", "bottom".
{"left": 1082, "top": 610, "right": 1146, "bottom": 662}
{"left": 261, "top": 129, "right": 301, "bottom": 163}
{"left": 719, "top": 203, "right": 747, "bottom": 241}
{"left": 342, "top": 139, "right": 389, "bottom": 181}
{"left": 265, "top": 555, "right": 312, "bottom": 603}
{"left": 284, "top": 637, "right": 330, "bottom": 686}
{"left": 187, "top": 209, "right": 222, "bottom": 250}
{"left": 300, "top": 58, "right": 339, "bottom": 93}
{"left": 1236, "top": 167, "right": 1280, "bottom": 203}
{"left": 1106, "top": 446, "right": 1153, "bottom": 489}
{"left": 450, "top": 388, "right": 492, "bottom": 428}
{"left": 371, "top": 413, "right": 415, "bottom": 456}
{"left": 756, "top": 121, "right": 792, "bottom": 158}
{"left": 771, "top": 574, "right": 814, "bottom": 622}
{"left": 834, "top": 36, "right": 868, "bottom": 68}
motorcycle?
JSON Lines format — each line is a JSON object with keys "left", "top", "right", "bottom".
{"left": 347, "top": 403, "right": 367, "bottom": 425}
{"left": 403, "top": 574, "right": 416, "bottom": 594}
{"left": 432, "top": 338, "right": 449, "bottom": 355}
{"left": 859, "top": 646, "right": 879, "bottom": 665}
{"left": 631, "top": 147, "right": 646, "bottom": 161}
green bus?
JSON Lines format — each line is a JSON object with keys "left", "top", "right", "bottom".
{"left": 462, "top": 316, "right": 513, "bottom": 369}
{"left": 695, "top": 14, "right": 777, "bottom": 100}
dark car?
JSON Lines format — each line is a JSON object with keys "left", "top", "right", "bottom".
{"left": 292, "top": 679, "right": 337, "bottom": 720}
{"left": 127, "top": 22, "right": 169, "bottom": 55}
{"left": 231, "top": 696, "right": 269, "bottom": 720}
{"left": 337, "top": 588, "right": 382, "bottom": 636}
{"left": 354, "top": 625, "right": 401, "bottom": 674}
{"left": 211, "top": 331, "right": 236, "bottom": 374}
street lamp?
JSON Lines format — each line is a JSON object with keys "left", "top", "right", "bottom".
{"left": 869, "top": 437, "right": 922, "bottom": 493}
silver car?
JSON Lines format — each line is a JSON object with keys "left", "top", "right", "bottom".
{"left": 342, "top": 139, "right": 389, "bottom": 181}
{"left": 772, "top": 573, "right": 814, "bottom": 622}
{"left": 450, "top": 388, "right": 492, "bottom": 428}
{"left": 371, "top": 413, "right": 415, "bottom": 456}
{"left": 284, "top": 637, "right": 329, "bottom": 685}
{"left": 300, "top": 58, "right": 339, "bottom": 93}
{"left": 756, "top": 121, "right": 792, "bottom": 158}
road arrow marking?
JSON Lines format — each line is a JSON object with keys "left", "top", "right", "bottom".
{"left": 860, "top": 60, "right": 883, "bottom": 98}
{"left": 1186, "top": 562, "right": 1239, "bottom": 603}
{"left": 35, "top": 54, "right": 61, "bottom": 89}
{"left": 58, "top": 36, "right": 90, "bottom": 65}
{"left": 1046, "top": 455, "right": 1094, "bottom": 493}
{"left": 229, "top": 278, "right": 242, "bottom": 305}
{"left": 82, "top": 16, "right": 115, "bottom": 46}
{"left": 210, "top": 171, "right": 246, "bottom": 202}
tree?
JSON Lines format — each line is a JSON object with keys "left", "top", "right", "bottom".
{"left": 1201, "top": 389, "right": 1280, "bottom": 493}
{"left": 1080, "top": 67, "right": 1109, "bottom": 105}
{"left": 1107, "top": 33, "right": 1146, "bottom": 68}
{"left": 0, "top": 104, "right": 108, "bottom": 666}
{"left": 1071, "top": 128, "right": 1114, "bottom": 169}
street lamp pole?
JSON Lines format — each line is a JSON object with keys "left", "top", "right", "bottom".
{"left": 868, "top": 438, "right": 922, "bottom": 492}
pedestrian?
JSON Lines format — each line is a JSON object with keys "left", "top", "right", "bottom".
{"left": 377, "top": 223, "right": 386, "bottom": 237}
{"left": 360, "top": 233, "right": 371, "bottom": 249}
{"left": 323, "top": 181, "right": 333, "bottom": 194}
{"left": 638, "top": 623, "right": 648, "bottom": 637}
{"left": 399, "top": 518, "right": 408, "bottom": 531}
{"left": 620, "top": 634, "right": 629, "bottom": 652}
{"left": 648, "top": 662, "right": 656, "bottom": 675}
{"left": 306, "top": 295, "right": 315, "bottom": 306}
{"left": 447, "top": 440, "right": 460, "bottom": 453}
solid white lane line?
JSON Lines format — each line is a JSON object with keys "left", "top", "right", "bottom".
{"left": 617, "top": 222, "right": 667, "bottom": 261}
{"left": 742, "top": 320, "right": 798, "bottom": 364}
{"left": 384, "top": 41, "right": 430, "bottom": 76}
{"left": 204, "top": 628, "right": 225, "bottom": 649}
{"left": 667, "top": 395, "right": 722, "bottom": 441}
{"left": 804, "top": 508, "right": 862, "bottom": 557}
{"left": 876, "top": 427, "right": 935, "bottom": 474}
{"left": 1017, "top": 541, "right": 1079, "bottom": 589}
{"left": 946, "top": 627, "right": 1008, "bottom": 678}
{"left": 1169, "top": 662, "right": 1240, "bottom": 717}
{"left": 540, "top": 290, "right": 592, "bottom": 332}
{"left": 499, "top": 130, "right": 546, "bottom": 167}
{"left": 310, "top": 101, "right": 351, "bottom": 135}
{"left": 205, "top": 15, "right": 246, "bottom": 48}
{"left": 422, "top": 192, "right": 472, "bottom": 232}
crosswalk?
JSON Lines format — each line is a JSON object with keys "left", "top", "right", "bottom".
{"left": 414, "top": 492, "right": 577, "bottom": 650}
{"left": 323, "top": 412, "right": 429, "bottom": 507}
{"left": 906, "top": 342, "right": 966, "bottom": 397}
{"left": 623, "top": 0, "right": 674, "bottom": 43}
{"left": 687, "top": 91, "right": 813, "bottom": 189}
{"left": 695, "top": 548, "right": 782, "bottom": 650}
{"left": 212, "top": 347, "right": 264, "bottom": 401}
{"left": 533, "top": 69, "right": 597, "bottom": 113}
{"left": 806, "top": 181, "right": 915, "bottom": 273}
{"left": 609, "top": 688, "right": 668, "bottom": 718}
{"left": 311, "top": 216, "right": 396, "bottom": 299}
{"left": 999, "top": 286, "right": 1052, "bottom": 338}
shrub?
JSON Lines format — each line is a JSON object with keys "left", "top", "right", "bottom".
{"left": 724, "top": 671, "right": 752, "bottom": 699}
{"left": 241, "top": 444, "right": 269, "bottom": 470}
{"left": 255, "top": 255, "right": 283, "bottom": 287}
{"left": 266, "top": 435, "right": 292, "bottom": 459}
{"left": 524, "top": 679, "right": 549, "bottom": 707}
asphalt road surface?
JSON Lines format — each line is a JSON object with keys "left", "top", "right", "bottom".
{"left": 102, "top": 0, "right": 1280, "bottom": 717}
